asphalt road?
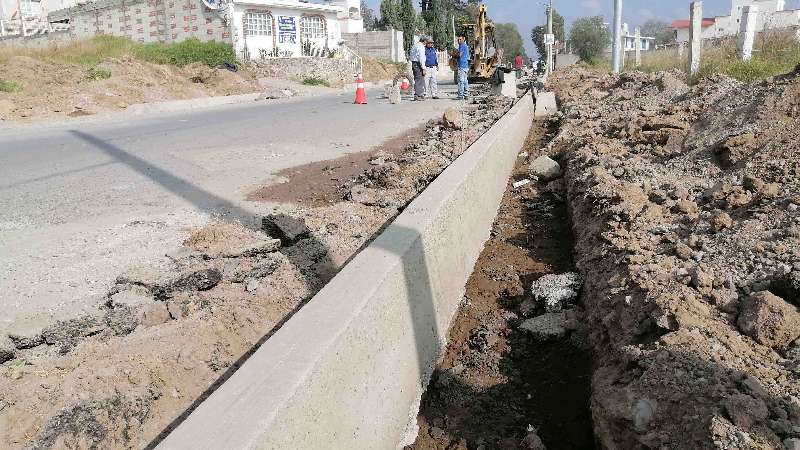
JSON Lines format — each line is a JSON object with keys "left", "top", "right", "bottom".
{"left": 0, "top": 86, "right": 457, "bottom": 335}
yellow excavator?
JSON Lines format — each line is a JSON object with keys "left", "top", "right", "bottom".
{"left": 450, "top": 4, "right": 503, "bottom": 81}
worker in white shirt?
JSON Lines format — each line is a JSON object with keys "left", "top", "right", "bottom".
{"left": 410, "top": 36, "right": 427, "bottom": 101}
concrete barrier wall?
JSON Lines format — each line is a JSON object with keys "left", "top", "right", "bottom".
{"left": 157, "top": 94, "right": 534, "bottom": 450}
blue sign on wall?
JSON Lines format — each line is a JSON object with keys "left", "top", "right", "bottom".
{"left": 278, "top": 16, "right": 297, "bottom": 43}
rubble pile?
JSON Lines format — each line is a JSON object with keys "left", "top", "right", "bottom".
{"left": 0, "top": 89, "right": 513, "bottom": 449}
{"left": 549, "top": 67, "right": 800, "bottom": 449}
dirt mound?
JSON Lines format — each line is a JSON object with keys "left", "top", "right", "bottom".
{"left": 362, "top": 56, "right": 405, "bottom": 82}
{"left": 549, "top": 67, "right": 800, "bottom": 448}
{"left": 0, "top": 55, "right": 261, "bottom": 122}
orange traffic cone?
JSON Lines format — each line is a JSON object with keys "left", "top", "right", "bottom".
{"left": 354, "top": 73, "right": 367, "bottom": 105}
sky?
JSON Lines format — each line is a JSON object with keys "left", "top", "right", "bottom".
{"left": 363, "top": 0, "right": 800, "bottom": 56}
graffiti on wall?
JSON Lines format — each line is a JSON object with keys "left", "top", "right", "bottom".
{"left": 278, "top": 16, "right": 297, "bottom": 43}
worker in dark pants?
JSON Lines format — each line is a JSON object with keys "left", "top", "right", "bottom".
{"left": 410, "top": 36, "right": 427, "bottom": 101}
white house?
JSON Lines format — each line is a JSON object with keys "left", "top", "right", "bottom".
{"left": 232, "top": 0, "right": 363, "bottom": 59}
{"left": 621, "top": 23, "right": 655, "bottom": 51}
{"left": 672, "top": 0, "right": 800, "bottom": 42}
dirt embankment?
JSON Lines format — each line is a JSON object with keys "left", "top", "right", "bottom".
{"left": 0, "top": 55, "right": 264, "bottom": 122}
{"left": 0, "top": 89, "right": 513, "bottom": 449}
{"left": 548, "top": 67, "right": 800, "bottom": 448}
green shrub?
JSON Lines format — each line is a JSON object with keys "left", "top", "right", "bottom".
{"left": 301, "top": 77, "right": 330, "bottom": 87}
{"left": 0, "top": 80, "right": 21, "bottom": 93}
{"left": 136, "top": 38, "right": 236, "bottom": 67}
{"left": 85, "top": 67, "right": 112, "bottom": 81}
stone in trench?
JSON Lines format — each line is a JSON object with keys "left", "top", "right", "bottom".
{"left": 442, "top": 107, "right": 462, "bottom": 130}
{"left": 632, "top": 398, "right": 657, "bottom": 432}
{"left": 785, "top": 438, "right": 800, "bottom": 450}
{"left": 690, "top": 267, "right": 714, "bottom": 294}
{"left": 519, "top": 312, "right": 566, "bottom": 340}
{"left": 261, "top": 214, "right": 310, "bottom": 246}
{"left": 737, "top": 291, "right": 800, "bottom": 349}
{"left": 531, "top": 272, "right": 583, "bottom": 312}
{"left": 138, "top": 302, "right": 171, "bottom": 327}
{"left": 521, "top": 428, "right": 546, "bottom": 450}
{"left": 246, "top": 279, "right": 260, "bottom": 293}
{"left": 673, "top": 199, "right": 698, "bottom": 215}
{"left": 723, "top": 394, "right": 769, "bottom": 428}
{"left": 529, "top": 156, "right": 562, "bottom": 182}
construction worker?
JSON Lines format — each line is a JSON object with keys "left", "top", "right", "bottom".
{"left": 410, "top": 36, "right": 427, "bottom": 101}
{"left": 424, "top": 38, "right": 440, "bottom": 99}
{"left": 514, "top": 54, "right": 524, "bottom": 79}
{"left": 455, "top": 34, "right": 470, "bottom": 100}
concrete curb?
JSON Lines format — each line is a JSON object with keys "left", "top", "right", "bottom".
{"left": 156, "top": 94, "right": 535, "bottom": 450}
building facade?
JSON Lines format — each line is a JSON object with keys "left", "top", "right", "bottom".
{"left": 233, "top": 0, "right": 362, "bottom": 59}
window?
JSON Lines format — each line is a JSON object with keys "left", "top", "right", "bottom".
{"left": 244, "top": 12, "right": 273, "bottom": 36}
{"left": 301, "top": 15, "right": 326, "bottom": 39}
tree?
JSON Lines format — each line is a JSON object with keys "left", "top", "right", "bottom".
{"left": 530, "top": 7, "right": 565, "bottom": 58}
{"left": 494, "top": 23, "right": 528, "bottom": 64}
{"left": 641, "top": 19, "right": 674, "bottom": 46}
{"left": 422, "top": 0, "right": 449, "bottom": 48}
{"left": 569, "top": 16, "right": 610, "bottom": 63}
{"left": 361, "top": 1, "right": 379, "bottom": 31}
{"left": 399, "top": 0, "right": 418, "bottom": 53}
{"left": 379, "top": 0, "right": 401, "bottom": 30}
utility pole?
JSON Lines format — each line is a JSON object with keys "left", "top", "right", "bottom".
{"left": 611, "top": 0, "right": 622, "bottom": 73}
{"left": 545, "top": 0, "right": 553, "bottom": 76}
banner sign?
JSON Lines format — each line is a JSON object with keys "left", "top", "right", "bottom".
{"left": 278, "top": 16, "right": 297, "bottom": 43}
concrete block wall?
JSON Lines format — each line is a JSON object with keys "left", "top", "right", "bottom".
{"left": 342, "top": 29, "right": 405, "bottom": 62}
{"left": 251, "top": 56, "right": 357, "bottom": 86}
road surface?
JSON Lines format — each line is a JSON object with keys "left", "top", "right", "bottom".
{"left": 0, "top": 86, "right": 457, "bottom": 335}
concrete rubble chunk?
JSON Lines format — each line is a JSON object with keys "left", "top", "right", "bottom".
{"left": 41, "top": 315, "right": 105, "bottom": 346}
{"left": 442, "top": 107, "right": 463, "bottom": 130}
{"left": 531, "top": 272, "right": 583, "bottom": 312}
{"left": 109, "top": 288, "right": 153, "bottom": 308}
{"left": 632, "top": 398, "right": 657, "bottom": 431}
{"left": 785, "top": 438, "right": 800, "bottom": 450}
{"left": 529, "top": 156, "right": 562, "bottom": 182}
{"left": 534, "top": 91, "right": 557, "bottom": 118}
{"left": 519, "top": 312, "right": 567, "bottom": 340}
{"left": 8, "top": 332, "right": 44, "bottom": 350}
{"left": 261, "top": 214, "right": 310, "bottom": 246}
{"left": 220, "top": 238, "right": 281, "bottom": 258}
{"left": 138, "top": 302, "right": 171, "bottom": 327}
{"left": 737, "top": 291, "right": 800, "bottom": 349}
{"left": 116, "top": 257, "right": 222, "bottom": 300}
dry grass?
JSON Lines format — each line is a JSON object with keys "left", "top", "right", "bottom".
{"left": 635, "top": 31, "right": 800, "bottom": 82}
{"left": 0, "top": 35, "right": 235, "bottom": 68}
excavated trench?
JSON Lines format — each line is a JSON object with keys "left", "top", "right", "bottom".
{"left": 408, "top": 118, "right": 596, "bottom": 450}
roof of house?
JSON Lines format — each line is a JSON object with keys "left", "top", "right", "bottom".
{"left": 671, "top": 18, "right": 716, "bottom": 29}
